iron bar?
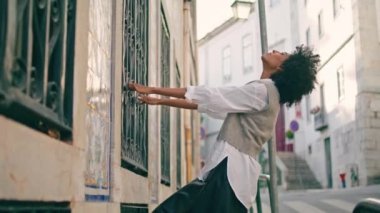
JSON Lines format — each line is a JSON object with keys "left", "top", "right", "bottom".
{"left": 160, "top": 10, "right": 171, "bottom": 185}
{"left": 121, "top": 0, "right": 149, "bottom": 175}
{"left": 0, "top": 0, "right": 76, "bottom": 139}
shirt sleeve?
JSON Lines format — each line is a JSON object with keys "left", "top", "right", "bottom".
{"left": 184, "top": 82, "right": 268, "bottom": 120}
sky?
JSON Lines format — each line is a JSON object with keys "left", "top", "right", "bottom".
{"left": 196, "top": 0, "right": 234, "bottom": 40}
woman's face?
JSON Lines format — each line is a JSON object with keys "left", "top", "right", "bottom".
{"left": 262, "top": 50, "right": 290, "bottom": 72}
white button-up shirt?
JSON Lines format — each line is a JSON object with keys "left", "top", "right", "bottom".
{"left": 185, "top": 79, "right": 272, "bottom": 209}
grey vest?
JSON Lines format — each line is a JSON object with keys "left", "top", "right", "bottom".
{"left": 216, "top": 80, "right": 280, "bottom": 157}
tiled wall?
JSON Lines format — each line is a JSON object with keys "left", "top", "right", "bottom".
{"left": 85, "top": 0, "right": 113, "bottom": 201}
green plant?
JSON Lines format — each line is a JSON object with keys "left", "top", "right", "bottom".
{"left": 286, "top": 130, "right": 294, "bottom": 139}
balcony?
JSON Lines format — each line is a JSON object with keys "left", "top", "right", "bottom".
{"left": 314, "top": 110, "right": 328, "bottom": 131}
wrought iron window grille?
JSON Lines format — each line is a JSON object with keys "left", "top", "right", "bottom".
{"left": 160, "top": 9, "right": 171, "bottom": 186}
{"left": 121, "top": 203, "right": 148, "bottom": 213}
{"left": 0, "top": 0, "right": 76, "bottom": 140}
{"left": 0, "top": 201, "right": 70, "bottom": 212}
{"left": 176, "top": 64, "right": 182, "bottom": 189}
{"left": 121, "top": 0, "right": 149, "bottom": 176}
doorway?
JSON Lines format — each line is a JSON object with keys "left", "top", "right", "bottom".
{"left": 324, "top": 137, "right": 333, "bottom": 188}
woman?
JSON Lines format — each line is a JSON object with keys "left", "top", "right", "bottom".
{"left": 129, "top": 46, "right": 320, "bottom": 213}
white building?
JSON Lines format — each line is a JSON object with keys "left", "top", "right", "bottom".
{"left": 285, "top": 0, "right": 380, "bottom": 189}
{"left": 198, "top": 2, "right": 260, "bottom": 160}
{"left": 197, "top": 0, "right": 297, "bottom": 162}
{"left": 198, "top": 0, "right": 380, "bottom": 190}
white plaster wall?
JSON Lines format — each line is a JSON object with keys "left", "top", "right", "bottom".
{"left": 72, "top": 202, "right": 119, "bottom": 213}
{"left": 266, "top": 0, "right": 293, "bottom": 50}
{"left": 199, "top": 18, "right": 262, "bottom": 88}
{"left": 377, "top": 1, "right": 380, "bottom": 43}
{"left": 0, "top": 116, "right": 84, "bottom": 200}
{"left": 198, "top": 0, "right": 295, "bottom": 158}
{"left": 198, "top": 5, "right": 263, "bottom": 148}
{"left": 285, "top": 0, "right": 363, "bottom": 188}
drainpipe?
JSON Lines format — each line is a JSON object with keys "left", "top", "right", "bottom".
{"left": 183, "top": 1, "right": 193, "bottom": 182}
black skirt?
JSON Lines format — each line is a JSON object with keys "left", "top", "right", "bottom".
{"left": 153, "top": 157, "right": 247, "bottom": 213}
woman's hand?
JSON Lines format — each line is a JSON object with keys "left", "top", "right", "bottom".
{"left": 137, "top": 95, "right": 197, "bottom": 109}
{"left": 128, "top": 82, "right": 152, "bottom": 94}
{"left": 137, "top": 95, "right": 161, "bottom": 105}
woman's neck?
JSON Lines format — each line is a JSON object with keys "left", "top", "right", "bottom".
{"left": 260, "top": 69, "right": 272, "bottom": 79}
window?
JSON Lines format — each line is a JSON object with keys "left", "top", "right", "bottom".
{"left": 270, "top": 0, "right": 280, "bottom": 7}
{"left": 333, "top": 0, "right": 340, "bottom": 18}
{"left": 0, "top": 0, "right": 76, "bottom": 140}
{"left": 337, "top": 66, "right": 345, "bottom": 100}
{"left": 320, "top": 84, "right": 325, "bottom": 111}
{"left": 161, "top": 10, "right": 171, "bottom": 186}
{"left": 242, "top": 34, "right": 253, "bottom": 73}
{"left": 222, "top": 46, "right": 231, "bottom": 82}
{"left": 122, "top": 0, "right": 149, "bottom": 175}
{"left": 306, "top": 27, "right": 311, "bottom": 46}
{"left": 318, "top": 11, "right": 324, "bottom": 38}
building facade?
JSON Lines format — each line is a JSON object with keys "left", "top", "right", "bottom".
{"left": 197, "top": 0, "right": 293, "bottom": 162}
{"left": 198, "top": 0, "right": 380, "bottom": 190}
{"left": 0, "top": 0, "right": 200, "bottom": 212}
{"left": 284, "top": 0, "right": 380, "bottom": 189}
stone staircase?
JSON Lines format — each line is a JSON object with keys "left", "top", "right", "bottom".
{"left": 277, "top": 152, "right": 322, "bottom": 190}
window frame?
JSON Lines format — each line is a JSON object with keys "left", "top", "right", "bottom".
{"left": 222, "top": 46, "right": 231, "bottom": 82}
{"left": 160, "top": 8, "right": 171, "bottom": 186}
{"left": 318, "top": 10, "right": 324, "bottom": 39}
{"left": 121, "top": 0, "right": 150, "bottom": 176}
{"left": 242, "top": 34, "right": 253, "bottom": 73}
{"left": 337, "top": 66, "right": 345, "bottom": 101}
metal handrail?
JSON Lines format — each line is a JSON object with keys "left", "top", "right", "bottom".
{"left": 250, "top": 174, "right": 272, "bottom": 213}
{"left": 353, "top": 198, "right": 380, "bottom": 213}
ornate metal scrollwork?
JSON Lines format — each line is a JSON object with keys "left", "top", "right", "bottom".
{"left": 121, "top": 0, "right": 149, "bottom": 175}
{"left": 160, "top": 13, "right": 171, "bottom": 185}
{"left": 0, "top": 0, "right": 76, "bottom": 139}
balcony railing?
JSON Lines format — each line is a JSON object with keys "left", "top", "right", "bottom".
{"left": 160, "top": 12, "right": 171, "bottom": 185}
{"left": 314, "top": 110, "right": 328, "bottom": 131}
{"left": 121, "top": 0, "right": 149, "bottom": 176}
{"left": 0, "top": 0, "right": 76, "bottom": 140}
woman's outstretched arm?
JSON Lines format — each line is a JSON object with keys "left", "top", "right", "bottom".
{"left": 129, "top": 83, "right": 187, "bottom": 99}
{"left": 138, "top": 95, "right": 197, "bottom": 110}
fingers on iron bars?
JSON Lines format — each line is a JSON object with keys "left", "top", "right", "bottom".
{"left": 137, "top": 94, "right": 146, "bottom": 104}
{"left": 127, "top": 80, "right": 135, "bottom": 90}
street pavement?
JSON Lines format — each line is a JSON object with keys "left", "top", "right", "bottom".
{"left": 255, "top": 185, "right": 380, "bottom": 213}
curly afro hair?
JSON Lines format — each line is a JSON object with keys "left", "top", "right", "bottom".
{"left": 270, "top": 45, "right": 320, "bottom": 106}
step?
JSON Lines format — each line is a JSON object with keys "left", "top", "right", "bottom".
{"left": 278, "top": 152, "right": 322, "bottom": 190}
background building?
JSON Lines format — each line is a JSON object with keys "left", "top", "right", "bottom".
{"left": 197, "top": 0, "right": 292, "bottom": 167}
{"left": 198, "top": 1, "right": 263, "bottom": 160}
{"left": 198, "top": 0, "right": 380, "bottom": 191}
{"left": 285, "top": 0, "right": 380, "bottom": 189}
{"left": 0, "top": 0, "right": 200, "bottom": 212}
